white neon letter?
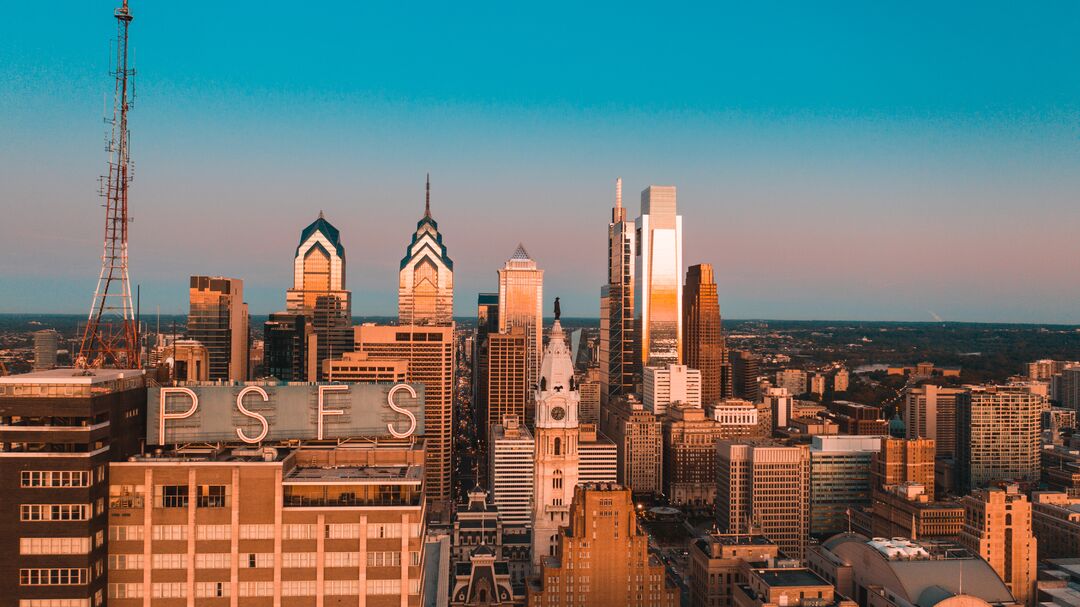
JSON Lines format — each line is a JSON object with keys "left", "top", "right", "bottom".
{"left": 386, "top": 384, "right": 418, "bottom": 439}
{"left": 317, "top": 385, "right": 347, "bottom": 440}
{"left": 235, "top": 386, "right": 270, "bottom": 443}
{"left": 158, "top": 387, "right": 198, "bottom": 443}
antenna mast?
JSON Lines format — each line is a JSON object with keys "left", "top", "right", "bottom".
{"left": 78, "top": 0, "right": 139, "bottom": 369}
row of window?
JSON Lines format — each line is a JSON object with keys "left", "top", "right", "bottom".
{"left": 108, "top": 522, "right": 423, "bottom": 542}
{"left": 108, "top": 580, "right": 421, "bottom": 598}
{"left": 21, "top": 504, "right": 90, "bottom": 522}
{"left": 154, "top": 485, "right": 228, "bottom": 508}
{"left": 20, "top": 537, "right": 91, "bottom": 555}
{"left": 107, "top": 551, "right": 420, "bottom": 570}
{"left": 21, "top": 471, "right": 91, "bottom": 488}
{"left": 20, "top": 569, "right": 88, "bottom": 586}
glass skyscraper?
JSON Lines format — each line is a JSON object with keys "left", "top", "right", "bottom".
{"left": 498, "top": 244, "right": 543, "bottom": 418}
{"left": 635, "top": 186, "right": 683, "bottom": 368}
{"left": 600, "top": 177, "right": 637, "bottom": 404}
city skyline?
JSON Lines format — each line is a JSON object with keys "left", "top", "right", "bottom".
{"left": 3, "top": 3, "right": 1080, "bottom": 323}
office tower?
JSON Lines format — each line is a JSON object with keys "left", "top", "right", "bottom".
{"left": 635, "top": 185, "right": 683, "bottom": 367}
{"left": 324, "top": 352, "right": 408, "bottom": 382}
{"left": 717, "top": 441, "right": 811, "bottom": 559}
{"left": 830, "top": 401, "right": 889, "bottom": 435}
{"left": 158, "top": 339, "right": 210, "bottom": 381}
{"left": 810, "top": 373, "right": 826, "bottom": 396}
{"left": 472, "top": 292, "right": 499, "bottom": 432}
{"left": 689, "top": 533, "right": 780, "bottom": 607}
{"left": 601, "top": 395, "right": 664, "bottom": 496}
{"left": 32, "top": 329, "right": 59, "bottom": 370}
{"left": 644, "top": 363, "right": 702, "bottom": 416}
{"left": 488, "top": 415, "right": 535, "bottom": 525}
{"left": 578, "top": 366, "right": 601, "bottom": 424}
{"left": 775, "top": 369, "right": 808, "bottom": 396}
{"left": 107, "top": 444, "right": 426, "bottom": 606}
{"left": 399, "top": 175, "right": 454, "bottom": 326}
{"left": 872, "top": 437, "right": 936, "bottom": 498}
{"left": 576, "top": 423, "right": 617, "bottom": 485}
{"left": 497, "top": 245, "right": 543, "bottom": 418}
{"left": 663, "top": 404, "right": 727, "bottom": 509}
{"left": 733, "top": 565, "right": 856, "bottom": 607}
{"left": 0, "top": 368, "right": 146, "bottom": 607}
{"left": 833, "top": 368, "right": 849, "bottom": 393}
{"left": 285, "top": 213, "right": 353, "bottom": 380}
{"left": 1060, "top": 366, "right": 1080, "bottom": 411}
{"left": 731, "top": 350, "right": 761, "bottom": 402}
{"left": 809, "top": 435, "right": 882, "bottom": 536}
{"left": 187, "top": 275, "right": 249, "bottom": 381}
{"left": 807, "top": 536, "right": 1022, "bottom": 607}
{"left": 600, "top": 177, "right": 637, "bottom": 405}
{"left": 960, "top": 485, "right": 1037, "bottom": 607}
{"left": 262, "top": 311, "right": 314, "bottom": 381}
{"left": 532, "top": 317, "right": 581, "bottom": 564}
{"left": 903, "top": 385, "right": 965, "bottom": 459}
{"left": 355, "top": 324, "right": 455, "bottom": 517}
{"left": 764, "top": 387, "right": 793, "bottom": 430}
{"left": 525, "top": 484, "right": 679, "bottom": 607}
{"left": 684, "top": 263, "right": 732, "bottom": 405}
{"left": 706, "top": 399, "right": 772, "bottom": 438}
{"left": 484, "top": 328, "right": 528, "bottom": 430}
{"left": 957, "top": 385, "right": 1044, "bottom": 491}
{"left": 1032, "top": 492, "right": 1080, "bottom": 559}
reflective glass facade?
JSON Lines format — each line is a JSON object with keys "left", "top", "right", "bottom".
{"left": 635, "top": 186, "right": 682, "bottom": 368}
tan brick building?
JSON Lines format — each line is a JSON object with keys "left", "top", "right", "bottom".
{"left": 960, "top": 485, "right": 1037, "bottom": 606}
{"left": 872, "top": 438, "right": 936, "bottom": 500}
{"left": 689, "top": 534, "right": 779, "bottom": 607}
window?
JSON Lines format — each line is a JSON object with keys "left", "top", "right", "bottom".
{"left": 156, "top": 485, "right": 188, "bottom": 508}
{"left": 326, "top": 580, "right": 360, "bottom": 595}
{"left": 109, "top": 526, "right": 144, "bottom": 541}
{"left": 19, "top": 600, "right": 90, "bottom": 607}
{"left": 554, "top": 438, "right": 562, "bottom": 456}
{"left": 326, "top": 552, "right": 360, "bottom": 567}
{"left": 367, "top": 523, "right": 401, "bottom": 539}
{"left": 151, "top": 554, "right": 187, "bottom": 569}
{"left": 20, "top": 504, "right": 90, "bottom": 522}
{"left": 282, "top": 581, "right": 316, "bottom": 596}
{"left": 20, "top": 569, "right": 88, "bottom": 586}
{"left": 366, "top": 579, "right": 401, "bottom": 595}
{"left": 410, "top": 551, "right": 421, "bottom": 566}
{"left": 107, "top": 584, "right": 144, "bottom": 599}
{"left": 151, "top": 525, "right": 187, "bottom": 541}
{"left": 240, "top": 524, "right": 274, "bottom": 539}
{"left": 196, "top": 525, "right": 230, "bottom": 541}
{"left": 282, "top": 552, "right": 316, "bottom": 568}
{"left": 21, "top": 471, "right": 90, "bottom": 488}
{"left": 283, "top": 524, "right": 316, "bottom": 540}
{"left": 195, "top": 553, "right": 229, "bottom": 569}
{"left": 366, "top": 552, "right": 401, "bottom": 567}
{"left": 409, "top": 579, "right": 421, "bottom": 595}
{"left": 197, "top": 485, "right": 227, "bottom": 508}
{"left": 327, "top": 523, "right": 361, "bottom": 539}
{"left": 151, "top": 583, "right": 185, "bottom": 599}
{"left": 195, "top": 582, "right": 228, "bottom": 598}
{"left": 20, "top": 537, "right": 91, "bottom": 555}
{"left": 108, "top": 554, "right": 144, "bottom": 570}
{"left": 554, "top": 470, "right": 563, "bottom": 489}
{"left": 242, "top": 553, "right": 273, "bottom": 568}
{"left": 238, "top": 582, "right": 273, "bottom": 597}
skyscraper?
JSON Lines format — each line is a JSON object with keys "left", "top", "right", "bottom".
{"left": 809, "top": 435, "right": 882, "bottom": 536}
{"left": 904, "top": 384, "right": 965, "bottom": 459}
{"left": 957, "top": 385, "right": 1044, "bottom": 491}
{"left": 497, "top": 244, "right": 543, "bottom": 417}
{"left": 488, "top": 415, "right": 535, "bottom": 525}
{"left": 32, "top": 329, "right": 59, "bottom": 370}
{"left": 472, "top": 292, "right": 499, "bottom": 430}
{"left": 600, "top": 177, "right": 637, "bottom": 405}
{"left": 960, "top": 485, "right": 1038, "bottom": 607}
{"left": 187, "top": 275, "right": 249, "bottom": 381}
{"left": 872, "top": 437, "right": 936, "bottom": 498}
{"left": 601, "top": 395, "right": 663, "bottom": 496}
{"left": 684, "top": 263, "right": 732, "bottom": 404}
{"left": 262, "top": 311, "right": 314, "bottom": 381}
{"left": 285, "top": 213, "right": 352, "bottom": 379}
{"left": 635, "top": 185, "right": 683, "bottom": 368}
{"left": 398, "top": 174, "right": 454, "bottom": 326}
{"left": 644, "top": 363, "right": 702, "bottom": 417}
{"left": 731, "top": 350, "right": 762, "bottom": 402}
{"left": 483, "top": 328, "right": 528, "bottom": 431}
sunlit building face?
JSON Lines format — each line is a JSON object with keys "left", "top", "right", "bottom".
{"left": 398, "top": 185, "right": 454, "bottom": 326}
{"left": 498, "top": 244, "right": 544, "bottom": 405}
{"left": 635, "top": 186, "right": 683, "bottom": 367}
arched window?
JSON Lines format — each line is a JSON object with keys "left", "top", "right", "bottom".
{"left": 553, "top": 437, "right": 561, "bottom": 456}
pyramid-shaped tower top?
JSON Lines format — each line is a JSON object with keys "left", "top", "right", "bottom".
{"left": 511, "top": 243, "right": 531, "bottom": 261}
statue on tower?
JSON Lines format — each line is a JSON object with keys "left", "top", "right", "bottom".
{"left": 554, "top": 297, "right": 561, "bottom": 321}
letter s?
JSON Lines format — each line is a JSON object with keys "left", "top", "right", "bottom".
{"left": 235, "top": 386, "right": 270, "bottom": 443}
{"left": 387, "top": 384, "right": 418, "bottom": 439}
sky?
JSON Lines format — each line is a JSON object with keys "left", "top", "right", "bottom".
{"left": 1, "top": 2, "right": 1079, "bottom": 323}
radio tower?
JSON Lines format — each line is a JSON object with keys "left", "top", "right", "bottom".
{"left": 77, "top": 0, "right": 138, "bottom": 369}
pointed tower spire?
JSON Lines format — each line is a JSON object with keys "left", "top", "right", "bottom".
{"left": 424, "top": 173, "right": 431, "bottom": 218}
{"left": 616, "top": 177, "right": 622, "bottom": 209}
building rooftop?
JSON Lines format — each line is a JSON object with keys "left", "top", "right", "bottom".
{"left": 0, "top": 367, "right": 145, "bottom": 386}
{"left": 754, "top": 568, "right": 831, "bottom": 588}
{"left": 283, "top": 465, "right": 423, "bottom": 485}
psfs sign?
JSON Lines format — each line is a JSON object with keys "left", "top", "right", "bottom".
{"left": 148, "top": 383, "right": 424, "bottom": 445}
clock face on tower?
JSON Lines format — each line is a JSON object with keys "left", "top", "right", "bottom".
{"left": 550, "top": 406, "right": 566, "bottom": 421}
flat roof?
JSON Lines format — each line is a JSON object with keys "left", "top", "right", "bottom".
{"left": 0, "top": 368, "right": 145, "bottom": 385}
{"left": 284, "top": 465, "right": 423, "bottom": 484}
{"left": 755, "top": 568, "right": 830, "bottom": 587}
{"left": 710, "top": 534, "right": 775, "bottom": 546}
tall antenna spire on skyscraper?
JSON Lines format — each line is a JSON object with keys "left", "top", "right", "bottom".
{"left": 77, "top": 0, "right": 138, "bottom": 369}
{"left": 613, "top": 177, "right": 625, "bottom": 222}
{"left": 425, "top": 173, "right": 431, "bottom": 218}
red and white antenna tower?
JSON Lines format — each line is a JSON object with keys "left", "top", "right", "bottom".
{"left": 77, "top": 0, "right": 139, "bottom": 369}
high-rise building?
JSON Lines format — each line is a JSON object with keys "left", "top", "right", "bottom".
{"left": 577, "top": 423, "right": 617, "bottom": 485}
{"left": 775, "top": 369, "right": 807, "bottom": 396}
{"left": 717, "top": 441, "right": 811, "bottom": 559}
{"left": 684, "top": 263, "right": 732, "bottom": 405}
{"left": 578, "top": 365, "right": 601, "bottom": 424}
{"left": 263, "top": 311, "right": 314, "bottom": 381}
{"left": 644, "top": 363, "right": 701, "bottom": 417}
{"left": 107, "top": 444, "right": 427, "bottom": 606}
{"left": 810, "top": 373, "right": 826, "bottom": 396}
{"left": 600, "top": 177, "right": 638, "bottom": 406}
{"left": 488, "top": 415, "right": 535, "bottom": 525}
{"left": 398, "top": 175, "right": 454, "bottom": 326}
{"left": 957, "top": 385, "right": 1044, "bottom": 491}
{"left": 959, "top": 485, "right": 1037, "bottom": 607}
{"left": 635, "top": 185, "right": 683, "bottom": 368}
{"left": 810, "top": 435, "right": 882, "bottom": 536}
{"left": 532, "top": 317, "right": 581, "bottom": 564}
{"left": 525, "top": 483, "right": 679, "bottom": 607}
{"left": 763, "top": 387, "right": 793, "bottom": 430}
{"left": 601, "top": 395, "right": 664, "bottom": 496}
{"left": 872, "top": 437, "right": 936, "bottom": 498}
{"left": 497, "top": 245, "right": 543, "bottom": 420}
{"left": 689, "top": 533, "right": 780, "bottom": 607}
{"left": 472, "top": 292, "right": 499, "bottom": 434}
{"left": 0, "top": 368, "right": 147, "bottom": 607}
{"left": 188, "top": 275, "right": 249, "bottom": 381}
{"left": 663, "top": 404, "right": 728, "bottom": 509}
{"left": 731, "top": 350, "right": 762, "bottom": 402}
{"left": 324, "top": 351, "right": 408, "bottom": 383}
{"left": 32, "top": 329, "right": 59, "bottom": 370}
{"left": 1027, "top": 359, "right": 1073, "bottom": 381}
{"left": 1059, "top": 366, "right": 1080, "bottom": 411}
{"left": 833, "top": 368, "right": 849, "bottom": 393}
{"left": 904, "top": 385, "right": 965, "bottom": 459}
{"left": 355, "top": 324, "right": 455, "bottom": 516}
{"left": 483, "top": 328, "right": 528, "bottom": 430}
{"left": 285, "top": 213, "right": 353, "bottom": 380}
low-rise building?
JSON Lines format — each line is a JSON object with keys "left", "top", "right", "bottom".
{"left": 1032, "top": 491, "right": 1080, "bottom": 559}
{"left": 734, "top": 565, "right": 857, "bottom": 607}
{"left": 689, "top": 534, "right": 780, "bottom": 607}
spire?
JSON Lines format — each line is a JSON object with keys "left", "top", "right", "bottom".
{"left": 318, "top": 209, "right": 324, "bottom": 219}
{"left": 510, "top": 243, "right": 531, "bottom": 261}
{"left": 424, "top": 173, "right": 431, "bottom": 218}
{"left": 615, "top": 177, "right": 622, "bottom": 209}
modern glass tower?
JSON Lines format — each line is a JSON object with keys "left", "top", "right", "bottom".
{"left": 600, "top": 177, "right": 637, "bottom": 405}
{"left": 285, "top": 212, "right": 352, "bottom": 379}
{"left": 498, "top": 244, "right": 544, "bottom": 416}
{"left": 188, "top": 275, "right": 249, "bottom": 381}
{"left": 398, "top": 174, "right": 454, "bottom": 326}
{"left": 635, "top": 186, "right": 683, "bottom": 368}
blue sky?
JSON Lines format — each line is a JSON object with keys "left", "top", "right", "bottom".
{"left": 1, "top": 1, "right": 1079, "bottom": 322}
